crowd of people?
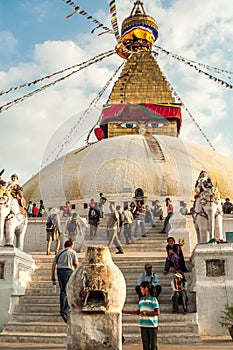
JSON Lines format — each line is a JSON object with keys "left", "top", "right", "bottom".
{"left": 42, "top": 196, "right": 168, "bottom": 256}
{"left": 26, "top": 199, "right": 45, "bottom": 217}
{"left": 42, "top": 183, "right": 233, "bottom": 258}
{"left": 84, "top": 197, "right": 172, "bottom": 255}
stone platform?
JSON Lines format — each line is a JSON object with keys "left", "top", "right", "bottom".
{"left": 0, "top": 336, "right": 232, "bottom": 350}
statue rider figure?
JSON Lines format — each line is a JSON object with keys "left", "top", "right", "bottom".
{"left": 195, "top": 170, "right": 209, "bottom": 195}
{"left": 194, "top": 170, "right": 214, "bottom": 207}
{"left": 6, "top": 173, "right": 26, "bottom": 213}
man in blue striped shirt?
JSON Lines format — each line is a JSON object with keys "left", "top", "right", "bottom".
{"left": 123, "top": 281, "right": 160, "bottom": 350}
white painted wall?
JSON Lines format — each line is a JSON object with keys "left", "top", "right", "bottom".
{"left": 191, "top": 243, "right": 233, "bottom": 336}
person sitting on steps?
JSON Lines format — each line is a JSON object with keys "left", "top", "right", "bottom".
{"left": 171, "top": 271, "right": 188, "bottom": 314}
{"left": 164, "top": 237, "right": 188, "bottom": 274}
{"left": 135, "top": 263, "right": 162, "bottom": 301}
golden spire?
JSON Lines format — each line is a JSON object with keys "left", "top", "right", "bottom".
{"left": 106, "top": 2, "right": 180, "bottom": 139}
{"left": 115, "top": 0, "right": 158, "bottom": 59}
{"left": 130, "top": 0, "right": 146, "bottom": 15}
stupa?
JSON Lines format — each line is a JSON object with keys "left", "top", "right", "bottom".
{"left": 23, "top": 0, "right": 233, "bottom": 210}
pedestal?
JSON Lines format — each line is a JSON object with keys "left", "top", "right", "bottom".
{"left": 191, "top": 243, "right": 233, "bottom": 336}
{"left": 0, "top": 247, "right": 34, "bottom": 330}
{"left": 170, "top": 213, "right": 197, "bottom": 252}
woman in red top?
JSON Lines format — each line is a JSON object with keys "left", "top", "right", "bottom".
{"left": 32, "top": 203, "right": 38, "bottom": 217}
{"left": 63, "top": 201, "right": 72, "bottom": 217}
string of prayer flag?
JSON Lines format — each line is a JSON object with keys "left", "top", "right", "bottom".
{"left": 0, "top": 50, "right": 115, "bottom": 97}
{"left": 0, "top": 50, "right": 116, "bottom": 114}
{"left": 62, "top": 0, "right": 113, "bottom": 35}
{"left": 154, "top": 46, "right": 233, "bottom": 89}
{"left": 108, "top": 0, "right": 120, "bottom": 41}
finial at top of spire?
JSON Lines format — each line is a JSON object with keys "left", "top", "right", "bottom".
{"left": 130, "top": 0, "right": 146, "bottom": 16}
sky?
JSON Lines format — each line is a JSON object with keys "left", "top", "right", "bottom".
{"left": 0, "top": 0, "right": 233, "bottom": 184}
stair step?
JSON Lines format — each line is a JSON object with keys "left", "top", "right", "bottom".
{"left": 0, "top": 231, "right": 200, "bottom": 345}
{"left": 15, "top": 304, "right": 59, "bottom": 313}
{"left": 0, "top": 331, "right": 66, "bottom": 344}
{"left": 123, "top": 322, "right": 199, "bottom": 334}
{"left": 123, "top": 332, "right": 202, "bottom": 345}
{"left": 11, "top": 313, "right": 64, "bottom": 323}
{"left": 4, "top": 322, "right": 66, "bottom": 333}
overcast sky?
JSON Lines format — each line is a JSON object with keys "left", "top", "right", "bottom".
{"left": 0, "top": 0, "right": 232, "bottom": 184}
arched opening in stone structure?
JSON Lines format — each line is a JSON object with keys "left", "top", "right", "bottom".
{"left": 135, "top": 187, "right": 144, "bottom": 198}
{"left": 84, "top": 290, "right": 106, "bottom": 308}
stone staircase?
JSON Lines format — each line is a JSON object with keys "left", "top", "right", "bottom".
{"left": 145, "top": 135, "right": 166, "bottom": 162}
{"left": 0, "top": 220, "right": 201, "bottom": 346}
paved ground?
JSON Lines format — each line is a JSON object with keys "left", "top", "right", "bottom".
{"left": 0, "top": 337, "right": 232, "bottom": 349}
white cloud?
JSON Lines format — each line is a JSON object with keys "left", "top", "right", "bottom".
{"left": 0, "top": 30, "right": 18, "bottom": 66}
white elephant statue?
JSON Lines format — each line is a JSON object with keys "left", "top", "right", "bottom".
{"left": 0, "top": 197, "right": 28, "bottom": 249}
{"left": 193, "top": 185, "right": 223, "bottom": 243}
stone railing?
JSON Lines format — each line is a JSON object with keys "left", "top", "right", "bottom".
{"left": 0, "top": 247, "right": 34, "bottom": 331}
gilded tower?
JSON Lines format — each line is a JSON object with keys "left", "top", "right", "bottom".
{"left": 98, "top": 0, "right": 182, "bottom": 139}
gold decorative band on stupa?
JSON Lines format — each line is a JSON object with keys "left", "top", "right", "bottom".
{"left": 121, "top": 15, "right": 158, "bottom": 40}
{"left": 116, "top": 0, "right": 158, "bottom": 59}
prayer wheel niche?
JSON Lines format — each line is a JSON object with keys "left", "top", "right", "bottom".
{"left": 66, "top": 246, "right": 126, "bottom": 350}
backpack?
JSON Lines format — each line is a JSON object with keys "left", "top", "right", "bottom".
{"left": 118, "top": 211, "right": 124, "bottom": 227}
{"left": 90, "top": 209, "right": 97, "bottom": 218}
{"left": 67, "top": 218, "right": 77, "bottom": 233}
{"left": 100, "top": 197, "right": 107, "bottom": 205}
{"left": 46, "top": 215, "right": 56, "bottom": 232}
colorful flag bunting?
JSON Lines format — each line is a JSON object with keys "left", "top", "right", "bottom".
{"left": 62, "top": 0, "right": 113, "bottom": 35}
{"left": 107, "top": 0, "right": 120, "bottom": 41}
{"left": 154, "top": 45, "right": 233, "bottom": 89}
{"left": 0, "top": 50, "right": 116, "bottom": 113}
{"left": 0, "top": 50, "right": 115, "bottom": 97}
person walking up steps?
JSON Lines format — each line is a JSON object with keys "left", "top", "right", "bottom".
{"left": 107, "top": 203, "right": 124, "bottom": 254}
{"left": 99, "top": 192, "right": 107, "bottom": 218}
{"left": 88, "top": 201, "right": 100, "bottom": 239}
{"left": 51, "top": 240, "right": 79, "bottom": 323}
{"left": 160, "top": 198, "right": 173, "bottom": 234}
{"left": 46, "top": 208, "right": 61, "bottom": 255}
{"left": 65, "top": 212, "right": 82, "bottom": 242}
